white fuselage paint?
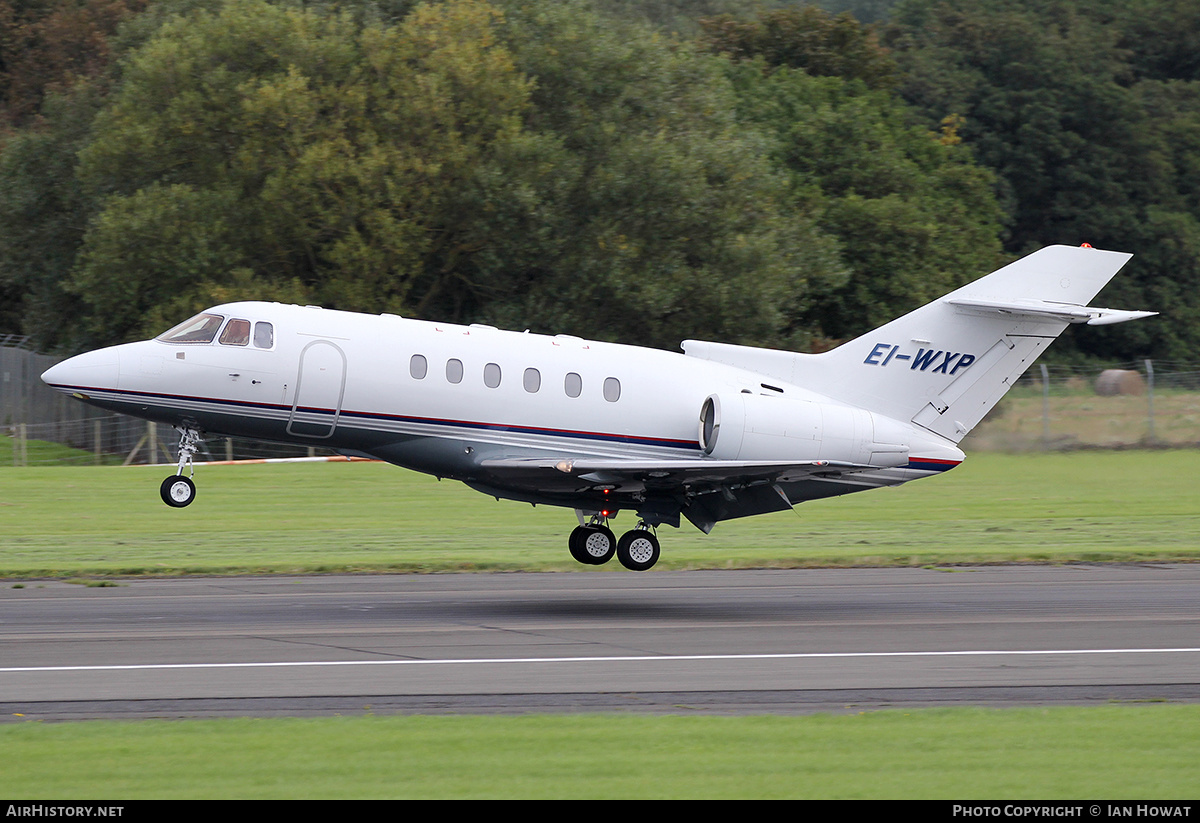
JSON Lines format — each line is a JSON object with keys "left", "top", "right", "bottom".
{"left": 42, "top": 301, "right": 961, "bottom": 511}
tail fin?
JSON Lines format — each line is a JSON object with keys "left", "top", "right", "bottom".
{"left": 683, "top": 245, "right": 1152, "bottom": 443}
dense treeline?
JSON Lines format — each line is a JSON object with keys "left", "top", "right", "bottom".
{"left": 0, "top": 0, "right": 1196, "bottom": 362}
{"left": 884, "top": 0, "right": 1200, "bottom": 360}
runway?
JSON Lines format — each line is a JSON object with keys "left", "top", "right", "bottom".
{"left": 2, "top": 565, "right": 1198, "bottom": 719}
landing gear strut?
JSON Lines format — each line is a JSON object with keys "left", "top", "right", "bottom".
{"left": 160, "top": 427, "right": 202, "bottom": 508}
{"left": 568, "top": 515, "right": 661, "bottom": 571}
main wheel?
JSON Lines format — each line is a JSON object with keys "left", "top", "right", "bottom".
{"left": 617, "top": 529, "right": 660, "bottom": 571}
{"left": 160, "top": 475, "right": 196, "bottom": 508}
{"left": 568, "top": 526, "right": 592, "bottom": 564}
{"left": 570, "top": 524, "right": 616, "bottom": 565}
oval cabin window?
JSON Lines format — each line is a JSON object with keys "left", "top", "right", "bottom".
{"left": 410, "top": 354, "right": 428, "bottom": 379}
{"left": 564, "top": 372, "right": 582, "bottom": 398}
{"left": 523, "top": 368, "right": 541, "bottom": 393}
{"left": 484, "top": 363, "right": 502, "bottom": 388}
{"left": 603, "top": 377, "right": 621, "bottom": 402}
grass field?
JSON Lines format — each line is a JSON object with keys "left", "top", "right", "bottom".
{"left": 968, "top": 388, "right": 1200, "bottom": 450}
{"left": 3, "top": 450, "right": 1197, "bottom": 798}
{"left": 1, "top": 450, "right": 1198, "bottom": 576}
{"left": 3, "top": 707, "right": 1198, "bottom": 799}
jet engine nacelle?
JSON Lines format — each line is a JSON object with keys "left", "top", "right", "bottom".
{"left": 699, "top": 392, "right": 910, "bottom": 467}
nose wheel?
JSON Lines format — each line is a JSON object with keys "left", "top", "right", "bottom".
{"left": 161, "top": 427, "right": 203, "bottom": 508}
{"left": 160, "top": 474, "right": 196, "bottom": 507}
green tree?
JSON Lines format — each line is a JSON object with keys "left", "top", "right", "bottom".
{"left": 0, "top": 85, "right": 102, "bottom": 347}
{"left": 453, "top": 0, "right": 846, "bottom": 350}
{"left": 7, "top": 0, "right": 851, "bottom": 352}
{"left": 885, "top": 0, "right": 1200, "bottom": 360}
{"left": 727, "top": 62, "right": 1003, "bottom": 342}
{"left": 71, "top": 0, "right": 533, "bottom": 343}
{"left": 699, "top": 5, "right": 899, "bottom": 90}
{"left": 0, "top": 0, "right": 146, "bottom": 129}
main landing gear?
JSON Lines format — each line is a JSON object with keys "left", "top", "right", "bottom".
{"left": 160, "top": 427, "right": 203, "bottom": 508}
{"left": 568, "top": 515, "right": 661, "bottom": 571}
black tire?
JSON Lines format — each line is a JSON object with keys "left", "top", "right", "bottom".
{"left": 568, "top": 526, "right": 593, "bottom": 564}
{"left": 574, "top": 524, "right": 616, "bottom": 565}
{"left": 160, "top": 475, "right": 196, "bottom": 508}
{"left": 617, "top": 529, "right": 660, "bottom": 571}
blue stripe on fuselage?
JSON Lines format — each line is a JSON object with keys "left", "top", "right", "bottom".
{"left": 46, "top": 383, "right": 701, "bottom": 452}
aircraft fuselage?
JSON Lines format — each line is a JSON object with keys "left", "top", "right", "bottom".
{"left": 43, "top": 302, "right": 956, "bottom": 519}
{"left": 41, "top": 246, "right": 1152, "bottom": 570}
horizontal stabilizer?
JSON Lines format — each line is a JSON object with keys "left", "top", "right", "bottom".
{"left": 947, "top": 297, "right": 1157, "bottom": 326}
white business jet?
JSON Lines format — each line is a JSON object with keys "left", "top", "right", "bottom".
{"left": 42, "top": 245, "right": 1153, "bottom": 570}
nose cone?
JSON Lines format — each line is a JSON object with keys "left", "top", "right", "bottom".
{"left": 41, "top": 347, "right": 121, "bottom": 393}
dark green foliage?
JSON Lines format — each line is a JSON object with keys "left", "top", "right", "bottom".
{"left": 2, "top": 0, "right": 855, "bottom": 351}
{"left": 451, "top": 0, "right": 846, "bottom": 349}
{"left": 0, "top": 85, "right": 102, "bottom": 349}
{"left": 699, "top": 4, "right": 899, "bottom": 90}
{"left": 71, "top": 0, "right": 538, "bottom": 342}
{"left": 0, "top": 0, "right": 148, "bottom": 129}
{"left": 738, "top": 63, "right": 1005, "bottom": 340}
{"left": 882, "top": 0, "right": 1200, "bottom": 360}
{"left": 5, "top": 0, "right": 1193, "bottom": 361}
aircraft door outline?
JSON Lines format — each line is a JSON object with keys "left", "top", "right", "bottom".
{"left": 287, "top": 339, "right": 347, "bottom": 439}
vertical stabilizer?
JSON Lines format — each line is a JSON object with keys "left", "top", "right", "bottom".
{"left": 803, "top": 245, "right": 1139, "bottom": 441}
{"left": 683, "top": 246, "right": 1150, "bottom": 444}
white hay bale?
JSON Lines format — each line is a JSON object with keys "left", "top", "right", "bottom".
{"left": 1095, "top": 369, "right": 1145, "bottom": 396}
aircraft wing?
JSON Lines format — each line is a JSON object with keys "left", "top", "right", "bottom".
{"left": 480, "top": 456, "right": 874, "bottom": 488}
{"left": 477, "top": 456, "right": 880, "bottom": 532}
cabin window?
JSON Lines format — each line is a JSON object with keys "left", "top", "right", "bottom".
{"left": 218, "top": 319, "right": 251, "bottom": 346}
{"left": 157, "top": 312, "right": 225, "bottom": 344}
{"left": 484, "top": 362, "right": 502, "bottom": 388}
{"left": 603, "top": 377, "right": 621, "bottom": 402}
{"left": 410, "top": 354, "right": 428, "bottom": 379}
{"left": 564, "top": 372, "right": 582, "bottom": 398}
{"left": 253, "top": 322, "right": 274, "bottom": 349}
{"left": 446, "top": 359, "right": 463, "bottom": 384}
{"left": 523, "top": 368, "right": 541, "bottom": 393}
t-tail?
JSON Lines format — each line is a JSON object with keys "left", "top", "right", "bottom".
{"left": 683, "top": 245, "right": 1154, "bottom": 444}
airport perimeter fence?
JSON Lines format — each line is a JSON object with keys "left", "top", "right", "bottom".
{"left": 4, "top": 343, "right": 1200, "bottom": 465}
{"left": 5, "top": 416, "right": 338, "bottom": 467}
{"left": 962, "top": 359, "right": 1200, "bottom": 452}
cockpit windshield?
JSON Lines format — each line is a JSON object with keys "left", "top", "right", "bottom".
{"left": 157, "top": 313, "right": 225, "bottom": 344}
{"left": 157, "top": 313, "right": 276, "bottom": 349}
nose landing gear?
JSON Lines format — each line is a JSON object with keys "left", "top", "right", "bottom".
{"left": 160, "top": 427, "right": 203, "bottom": 508}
